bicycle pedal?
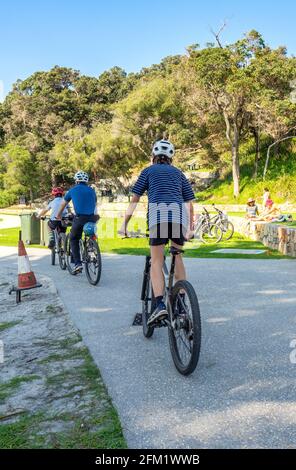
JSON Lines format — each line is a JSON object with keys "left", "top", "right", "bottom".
{"left": 132, "top": 313, "right": 143, "bottom": 326}
{"left": 73, "top": 268, "right": 83, "bottom": 275}
{"left": 154, "top": 319, "right": 168, "bottom": 328}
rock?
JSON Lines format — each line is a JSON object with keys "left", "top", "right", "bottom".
{"left": 229, "top": 217, "right": 296, "bottom": 257}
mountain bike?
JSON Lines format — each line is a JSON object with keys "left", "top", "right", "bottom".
{"left": 41, "top": 216, "right": 72, "bottom": 270}
{"left": 194, "top": 208, "right": 223, "bottom": 245}
{"left": 64, "top": 225, "right": 102, "bottom": 286}
{"left": 211, "top": 205, "right": 234, "bottom": 240}
{"left": 123, "top": 231, "right": 201, "bottom": 376}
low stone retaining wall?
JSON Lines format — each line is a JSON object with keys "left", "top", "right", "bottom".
{"left": 96, "top": 202, "right": 260, "bottom": 219}
{"left": 96, "top": 201, "right": 296, "bottom": 218}
{"left": 229, "top": 216, "right": 296, "bottom": 258}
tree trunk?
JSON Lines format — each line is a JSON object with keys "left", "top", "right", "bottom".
{"left": 29, "top": 187, "right": 34, "bottom": 204}
{"left": 232, "top": 144, "right": 240, "bottom": 198}
{"left": 223, "top": 111, "right": 240, "bottom": 198}
{"left": 263, "top": 135, "right": 296, "bottom": 180}
{"left": 252, "top": 128, "right": 260, "bottom": 179}
{"left": 51, "top": 172, "right": 57, "bottom": 186}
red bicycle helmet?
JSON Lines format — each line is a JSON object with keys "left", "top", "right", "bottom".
{"left": 51, "top": 187, "right": 64, "bottom": 197}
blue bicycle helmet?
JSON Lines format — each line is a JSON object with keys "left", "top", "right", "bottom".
{"left": 83, "top": 222, "right": 97, "bottom": 236}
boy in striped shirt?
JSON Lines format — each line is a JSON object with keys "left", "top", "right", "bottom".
{"left": 119, "top": 140, "right": 195, "bottom": 325}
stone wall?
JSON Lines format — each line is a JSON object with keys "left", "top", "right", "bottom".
{"left": 96, "top": 201, "right": 296, "bottom": 218}
{"left": 229, "top": 216, "right": 296, "bottom": 258}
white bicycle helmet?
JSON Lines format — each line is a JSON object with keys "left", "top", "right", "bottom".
{"left": 74, "top": 171, "right": 89, "bottom": 183}
{"left": 152, "top": 140, "right": 175, "bottom": 159}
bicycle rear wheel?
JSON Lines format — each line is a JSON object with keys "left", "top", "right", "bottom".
{"left": 222, "top": 221, "right": 234, "bottom": 241}
{"left": 58, "top": 233, "right": 67, "bottom": 270}
{"left": 141, "top": 263, "right": 155, "bottom": 338}
{"left": 85, "top": 238, "right": 102, "bottom": 286}
{"left": 168, "top": 280, "right": 201, "bottom": 376}
{"left": 51, "top": 248, "right": 56, "bottom": 266}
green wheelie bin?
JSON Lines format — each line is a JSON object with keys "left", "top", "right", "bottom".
{"left": 40, "top": 216, "right": 50, "bottom": 247}
{"left": 20, "top": 213, "right": 40, "bottom": 245}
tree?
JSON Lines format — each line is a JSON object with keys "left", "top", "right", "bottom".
{"left": 113, "top": 76, "right": 186, "bottom": 160}
{"left": 49, "top": 127, "right": 91, "bottom": 184}
{"left": 248, "top": 47, "right": 296, "bottom": 178}
{"left": 189, "top": 32, "right": 265, "bottom": 196}
{"left": 0, "top": 144, "right": 39, "bottom": 202}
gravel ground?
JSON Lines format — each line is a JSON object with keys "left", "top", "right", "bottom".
{"left": 0, "top": 267, "right": 125, "bottom": 448}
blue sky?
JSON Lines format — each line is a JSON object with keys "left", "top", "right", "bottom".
{"left": 1, "top": 0, "right": 296, "bottom": 99}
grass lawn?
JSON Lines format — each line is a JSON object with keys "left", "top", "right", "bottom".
{"left": 0, "top": 218, "right": 289, "bottom": 260}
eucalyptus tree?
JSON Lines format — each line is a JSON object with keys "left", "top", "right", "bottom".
{"left": 189, "top": 31, "right": 266, "bottom": 196}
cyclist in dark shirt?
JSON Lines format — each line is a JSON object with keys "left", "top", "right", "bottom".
{"left": 56, "top": 171, "right": 98, "bottom": 274}
{"left": 119, "top": 140, "right": 195, "bottom": 325}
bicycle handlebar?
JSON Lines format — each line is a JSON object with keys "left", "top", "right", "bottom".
{"left": 202, "top": 207, "right": 210, "bottom": 216}
{"left": 212, "top": 204, "right": 224, "bottom": 215}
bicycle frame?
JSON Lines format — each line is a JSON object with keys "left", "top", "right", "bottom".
{"left": 141, "top": 250, "right": 180, "bottom": 329}
{"left": 194, "top": 213, "right": 208, "bottom": 233}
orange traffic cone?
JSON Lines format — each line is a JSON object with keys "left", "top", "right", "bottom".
{"left": 9, "top": 231, "right": 42, "bottom": 303}
{"left": 18, "top": 239, "right": 38, "bottom": 289}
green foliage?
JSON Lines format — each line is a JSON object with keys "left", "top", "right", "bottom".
{"left": 197, "top": 148, "right": 296, "bottom": 204}
{"left": 0, "top": 143, "right": 40, "bottom": 203}
{"left": 0, "top": 31, "right": 295, "bottom": 204}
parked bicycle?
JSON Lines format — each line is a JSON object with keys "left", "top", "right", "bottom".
{"left": 122, "top": 231, "right": 201, "bottom": 376}
{"left": 211, "top": 204, "right": 234, "bottom": 241}
{"left": 193, "top": 208, "right": 223, "bottom": 245}
{"left": 64, "top": 222, "right": 102, "bottom": 286}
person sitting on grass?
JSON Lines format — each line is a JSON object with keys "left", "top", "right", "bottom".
{"left": 255, "top": 199, "right": 281, "bottom": 222}
{"left": 245, "top": 198, "right": 259, "bottom": 219}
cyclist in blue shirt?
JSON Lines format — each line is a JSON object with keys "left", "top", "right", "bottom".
{"left": 119, "top": 140, "right": 195, "bottom": 325}
{"left": 56, "top": 171, "right": 99, "bottom": 274}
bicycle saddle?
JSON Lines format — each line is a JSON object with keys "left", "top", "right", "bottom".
{"left": 170, "top": 247, "right": 184, "bottom": 256}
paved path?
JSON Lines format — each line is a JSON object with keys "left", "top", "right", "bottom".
{"left": 1, "top": 246, "right": 296, "bottom": 448}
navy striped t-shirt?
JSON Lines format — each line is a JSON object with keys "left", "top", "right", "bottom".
{"left": 132, "top": 163, "right": 195, "bottom": 227}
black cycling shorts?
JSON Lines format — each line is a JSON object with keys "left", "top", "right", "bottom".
{"left": 149, "top": 223, "right": 186, "bottom": 246}
{"left": 48, "top": 220, "right": 66, "bottom": 233}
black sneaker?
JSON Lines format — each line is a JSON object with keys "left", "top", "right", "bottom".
{"left": 147, "top": 301, "right": 168, "bottom": 326}
{"left": 73, "top": 264, "right": 83, "bottom": 274}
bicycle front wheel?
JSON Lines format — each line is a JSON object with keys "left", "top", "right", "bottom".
{"left": 201, "top": 223, "right": 223, "bottom": 245}
{"left": 168, "top": 280, "right": 201, "bottom": 376}
{"left": 85, "top": 238, "right": 102, "bottom": 286}
{"left": 64, "top": 234, "right": 75, "bottom": 275}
